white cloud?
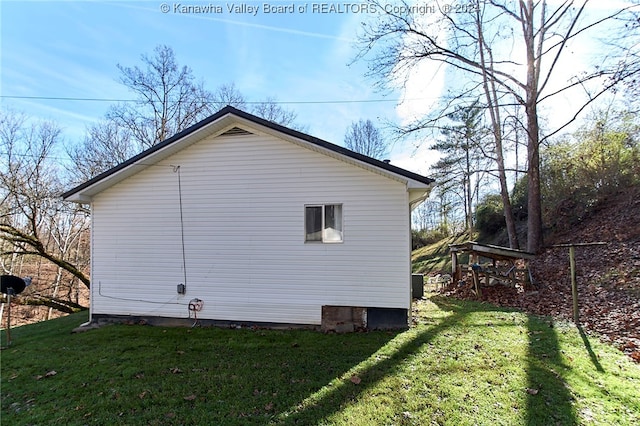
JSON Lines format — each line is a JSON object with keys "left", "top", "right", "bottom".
{"left": 390, "top": 4, "right": 450, "bottom": 126}
{"left": 388, "top": 140, "right": 440, "bottom": 176}
{"left": 395, "top": 60, "right": 447, "bottom": 126}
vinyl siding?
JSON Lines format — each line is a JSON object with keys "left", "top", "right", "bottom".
{"left": 91, "top": 132, "right": 410, "bottom": 325}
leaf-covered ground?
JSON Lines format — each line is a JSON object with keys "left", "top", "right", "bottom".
{"left": 446, "top": 187, "right": 640, "bottom": 362}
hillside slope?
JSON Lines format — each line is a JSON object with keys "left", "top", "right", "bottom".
{"left": 436, "top": 186, "right": 640, "bottom": 361}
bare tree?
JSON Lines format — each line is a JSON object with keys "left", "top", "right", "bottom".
{"left": 357, "top": 0, "right": 639, "bottom": 252}
{"left": 107, "top": 45, "right": 215, "bottom": 150}
{"left": 412, "top": 199, "right": 439, "bottom": 231}
{"left": 475, "top": 13, "right": 521, "bottom": 249}
{"left": 344, "top": 119, "right": 388, "bottom": 159}
{"left": 212, "top": 82, "right": 247, "bottom": 110}
{"left": 66, "top": 120, "right": 135, "bottom": 185}
{"left": 0, "top": 109, "right": 90, "bottom": 297}
{"left": 251, "top": 97, "right": 301, "bottom": 129}
{"left": 69, "top": 46, "right": 305, "bottom": 181}
{"left": 212, "top": 85, "right": 301, "bottom": 129}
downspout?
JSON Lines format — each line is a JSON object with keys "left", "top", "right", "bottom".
{"left": 58, "top": 193, "right": 93, "bottom": 328}
{"left": 79, "top": 200, "right": 94, "bottom": 327}
{"left": 407, "top": 188, "right": 414, "bottom": 325}
{"left": 88, "top": 200, "right": 94, "bottom": 324}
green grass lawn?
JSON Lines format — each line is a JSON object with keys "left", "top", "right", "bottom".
{"left": 2, "top": 296, "right": 639, "bottom": 425}
{"left": 412, "top": 232, "right": 472, "bottom": 275}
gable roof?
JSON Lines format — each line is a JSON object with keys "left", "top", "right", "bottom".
{"left": 62, "top": 106, "right": 434, "bottom": 202}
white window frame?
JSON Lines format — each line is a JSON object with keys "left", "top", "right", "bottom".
{"left": 304, "top": 204, "right": 343, "bottom": 243}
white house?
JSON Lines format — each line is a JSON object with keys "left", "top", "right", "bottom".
{"left": 62, "top": 106, "right": 434, "bottom": 331}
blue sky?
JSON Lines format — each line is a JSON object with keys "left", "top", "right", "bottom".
{"left": 1, "top": 0, "right": 433, "bottom": 173}
{"left": 1, "top": 1, "right": 635, "bottom": 179}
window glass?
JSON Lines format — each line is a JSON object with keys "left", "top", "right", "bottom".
{"left": 305, "top": 204, "right": 343, "bottom": 243}
{"left": 305, "top": 206, "right": 323, "bottom": 242}
{"left": 323, "top": 205, "right": 343, "bottom": 242}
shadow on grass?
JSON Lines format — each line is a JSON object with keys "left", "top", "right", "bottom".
{"left": 525, "top": 316, "right": 577, "bottom": 425}
{"left": 427, "top": 297, "right": 579, "bottom": 426}
{"left": 273, "top": 297, "right": 470, "bottom": 424}
{"left": 578, "top": 325, "right": 605, "bottom": 372}
{"left": 1, "top": 315, "right": 403, "bottom": 426}
{"left": 4, "top": 300, "right": 605, "bottom": 426}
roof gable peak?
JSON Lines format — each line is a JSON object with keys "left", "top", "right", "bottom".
{"left": 61, "top": 106, "right": 434, "bottom": 202}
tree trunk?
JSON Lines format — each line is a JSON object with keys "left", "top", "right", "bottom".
{"left": 464, "top": 133, "right": 474, "bottom": 232}
{"left": 497, "top": 142, "right": 520, "bottom": 249}
{"left": 466, "top": 173, "right": 474, "bottom": 232}
{"left": 476, "top": 12, "right": 519, "bottom": 249}
{"left": 48, "top": 265, "right": 63, "bottom": 320}
{"left": 523, "top": 0, "right": 543, "bottom": 253}
{"left": 526, "top": 107, "right": 543, "bottom": 253}
{"left": 21, "top": 296, "right": 87, "bottom": 314}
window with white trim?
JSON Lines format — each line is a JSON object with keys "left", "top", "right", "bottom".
{"left": 305, "top": 204, "right": 343, "bottom": 243}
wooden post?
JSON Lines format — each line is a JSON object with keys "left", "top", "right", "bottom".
{"left": 472, "top": 270, "right": 482, "bottom": 298}
{"left": 525, "top": 261, "right": 533, "bottom": 288}
{"left": 451, "top": 251, "right": 458, "bottom": 281}
{"left": 549, "top": 242, "right": 607, "bottom": 324}
{"left": 570, "top": 245, "right": 579, "bottom": 324}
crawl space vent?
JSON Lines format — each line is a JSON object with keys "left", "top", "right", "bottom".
{"left": 221, "top": 127, "right": 253, "bottom": 136}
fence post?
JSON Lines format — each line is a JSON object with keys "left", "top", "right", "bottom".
{"left": 551, "top": 242, "right": 607, "bottom": 324}
{"left": 569, "top": 245, "right": 579, "bottom": 324}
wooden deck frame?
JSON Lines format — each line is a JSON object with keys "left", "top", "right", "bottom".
{"left": 449, "top": 241, "right": 536, "bottom": 296}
